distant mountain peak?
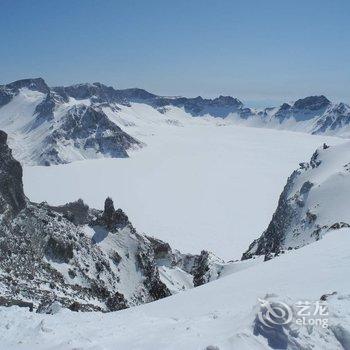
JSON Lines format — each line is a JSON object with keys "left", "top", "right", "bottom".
{"left": 293, "top": 95, "right": 331, "bottom": 111}
{"left": 2, "top": 77, "right": 50, "bottom": 94}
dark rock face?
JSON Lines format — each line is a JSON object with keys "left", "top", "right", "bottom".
{"left": 44, "top": 237, "right": 74, "bottom": 263}
{"left": 0, "top": 90, "right": 13, "bottom": 108}
{"left": 242, "top": 168, "right": 306, "bottom": 260}
{"left": 52, "top": 83, "right": 243, "bottom": 118}
{"left": 192, "top": 251, "right": 211, "bottom": 286}
{"left": 37, "top": 105, "right": 140, "bottom": 165}
{"left": 0, "top": 296, "right": 33, "bottom": 312}
{"left": 152, "top": 95, "right": 243, "bottom": 117}
{"left": 53, "top": 82, "right": 124, "bottom": 104}
{"left": 242, "top": 143, "right": 350, "bottom": 261}
{"left": 95, "top": 197, "right": 129, "bottom": 232}
{"left": 0, "top": 131, "right": 26, "bottom": 217}
{"left": 106, "top": 292, "right": 128, "bottom": 311}
{"left": 136, "top": 248, "right": 171, "bottom": 300}
{"left": 52, "top": 199, "right": 91, "bottom": 226}
{"left": 274, "top": 95, "right": 332, "bottom": 123}
{"left": 0, "top": 78, "right": 49, "bottom": 108}
{"left": 30, "top": 92, "right": 64, "bottom": 129}
{"left": 115, "top": 88, "right": 157, "bottom": 102}
{"left": 293, "top": 95, "right": 330, "bottom": 111}
{"left": 312, "top": 102, "right": 350, "bottom": 135}
{"left": 0, "top": 78, "right": 49, "bottom": 99}
{"left": 103, "top": 197, "right": 116, "bottom": 228}
{"left": 191, "top": 250, "right": 219, "bottom": 287}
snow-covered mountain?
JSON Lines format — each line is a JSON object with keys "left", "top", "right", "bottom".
{"left": 242, "top": 141, "right": 350, "bottom": 260}
{"left": 247, "top": 95, "right": 350, "bottom": 136}
{"left": 0, "top": 79, "right": 141, "bottom": 165}
{"left": 1, "top": 78, "right": 350, "bottom": 165}
{"left": 0, "top": 130, "right": 226, "bottom": 312}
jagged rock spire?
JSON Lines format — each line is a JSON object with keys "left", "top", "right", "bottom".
{"left": 101, "top": 197, "right": 129, "bottom": 232}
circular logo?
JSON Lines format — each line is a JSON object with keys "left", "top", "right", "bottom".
{"left": 257, "top": 298, "right": 293, "bottom": 328}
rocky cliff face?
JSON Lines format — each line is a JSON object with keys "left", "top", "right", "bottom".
{"left": 242, "top": 142, "right": 350, "bottom": 260}
{"left": 0, "top": 131, "right": 225, "bottom": 312}
{"left": 0, "top": 130, "right": 26, "bottom": 218}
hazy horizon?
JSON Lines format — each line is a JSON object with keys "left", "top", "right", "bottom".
{"left": 1, "top": 0, "right": 349, "bottom": 105}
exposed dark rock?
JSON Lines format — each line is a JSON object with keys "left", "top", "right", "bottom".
{"left": 293, "top": 95, "right": 330, "bottom": 111}
{"left": 44, "top": 237, "right": 74, "bottom": 263}
{"left": 320, "top": 291, "right": 337, "bottom": 301}
{"left": 310, "top": 150, "right": 321, "bottom": 168}
{"left": 0, "top": 78, "right": 49, "bottom": 96}
{"left": 35, "top": 105, "right": 141, "bottom": 165}
{"left": 106, "top": 292, "right": 128, "bottom": 311}
{"left": 110, "top": 251, "right": 122, "bottom": 265}
{"left": 136, "top": 249, "right": 171, "bottom": 300}
{"left": 0, "top": 130, "right": 26, "bottom": 217}
{"left": 36, "top": 299, "right": 62, "bottom": 314}
{"left": 30, "top": 92, "right": 63, "bottom": 129}
{"left": 192, "top": 250, "right": 212, "bottom": 287}
{"left": 0, "top": 296, "right": 33, "bottom": 312}
{"left": 53, "top": 199, "right": 91, "bottom": 225}
{"left": 147, "top": 236, "right": 172, "bottom": 260}
{"left": 242, "top": 169, "right": 300, "bottom": 260}
{"left": 95, "top": 197, "right": 129, "bottom": 232}
{"left": 328, "top": 222, "right": 350, "bottom": 231}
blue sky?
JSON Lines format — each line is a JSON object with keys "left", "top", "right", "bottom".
{"left": 1, "top": 0, "right": 349, "bottom": 106}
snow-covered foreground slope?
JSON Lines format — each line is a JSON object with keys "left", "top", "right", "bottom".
{"left": 2, "top": 228, "right": 350, "bottom": 350}
{"left": 24, "top": 125, "right": 345, "bottom": 260}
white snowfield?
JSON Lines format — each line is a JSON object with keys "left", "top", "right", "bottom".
{"left": 23, "top": 103, "right": 345, "bottom": 259}
{"left": 1, "top": 229, "right": 350, "bottom": 350}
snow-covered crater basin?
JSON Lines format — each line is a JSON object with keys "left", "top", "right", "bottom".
{"left": 23, "top": 124, "right": 345, "bottom": 260}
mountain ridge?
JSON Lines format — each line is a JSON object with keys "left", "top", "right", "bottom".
{"left": 1, "top": 77, "right": 350, "bottom": 165}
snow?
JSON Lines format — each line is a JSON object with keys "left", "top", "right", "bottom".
{"left": 2, "top": 93, "right": 350, "bottom": 349}
{"left": 0, "top": 88, "right": 48, "bottom": 163}
{"left": 281, "top": 141, "right": 350, "bottom": 248}
{"left": 23, "top": 111, "right": 345, "bottom": 260}
{"left": 1, "top": 228, "right": 350, "bottom": 349}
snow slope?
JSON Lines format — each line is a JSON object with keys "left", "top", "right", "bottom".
{"left": 243, "top": 141, "right": 350, "bottom": 259}
{"left": 1, "top": 228, "right": 349, "bottom": 349}
{"left": 24, "top": 122, "right": 345, "bottom": 260}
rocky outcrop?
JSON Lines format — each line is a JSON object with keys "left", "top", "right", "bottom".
{"left": 243, "top": 142, "right": 350, "bottom": 260}
{"left": 98, "top": 197, "right": 129, "bottom": 231}
{"left": 0, "top": 131, "right": 26, "bottom": 217}
{"left": 0, "top": 132, "right": 226, "bottom": 312}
